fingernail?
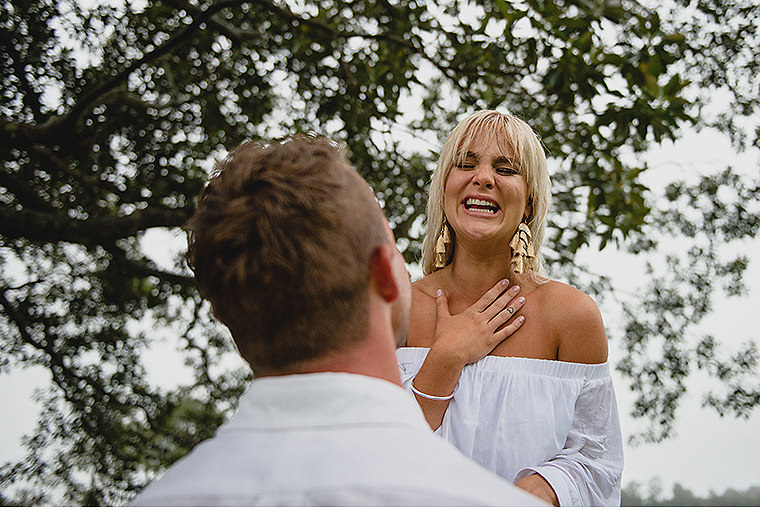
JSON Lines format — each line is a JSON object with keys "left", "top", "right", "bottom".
{"left": 512, "top": 285, "right": 520, "bottom": 293}
{"left": 501, "top": 279, "right": 510, "bottom": 286}
{"left": 518, "top": 316, "right": 525, "bottom": 323}
{"left": 518, "top": 297, "right": 526, "bottom": 304}
{"left": 436, "top": 289, "right": 443, "bottom": 297}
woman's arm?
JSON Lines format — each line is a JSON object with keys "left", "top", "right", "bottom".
{"left": 514, "top": 374, "right": 624, "bottom": 506}
{"left": 515, "top": 474, "right": 559, "bottom": 506}
{"left": 516, "top": 285, "right": 622, "bottom": 506}
{"left": 410, "top": 280, "right": 525, "bottom": 429}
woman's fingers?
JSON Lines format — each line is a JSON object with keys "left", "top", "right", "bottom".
{"left": 483, "top": 284, "right": 522, "bottom": 322}
{"left": 474, "top": 279, "right": 511, "bottom": 313}
{"left": 435, "top": 288, "right": 451, "bottom": 320}
{"left": 489, "top": 295, "right": 526, "bottom": 328}
{"left": 495, "top": 315, "right": 525, "bottom": 342}
{"left": 432, "top": 280, "right": 526, "bottom": 364}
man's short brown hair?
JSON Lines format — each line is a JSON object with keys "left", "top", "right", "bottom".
{"left": 185, "top": 135, "right": 388, "bottom": 372}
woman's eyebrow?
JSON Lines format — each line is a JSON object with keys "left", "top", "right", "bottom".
{"left": 493, "top": 155, "right": 518, "bottom": 166}
{"left": 460, "top": 152, "right": 517, "bottom": 167}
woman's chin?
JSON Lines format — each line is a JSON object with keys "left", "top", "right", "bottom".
{"left": 455, "top": 228, "right": 510, "bottom": 248}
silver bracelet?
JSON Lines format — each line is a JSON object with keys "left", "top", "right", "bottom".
{"left": 411, "top": 379, "right": 455, "bottom": 401}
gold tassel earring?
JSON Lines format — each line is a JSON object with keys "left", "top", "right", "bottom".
{"left": 434, "top": 221, "right": 451, "bottom": 270}
{"left": 509, "top": 222, "right": 535, "bottom": 273}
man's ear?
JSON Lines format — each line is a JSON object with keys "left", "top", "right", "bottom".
{"left": 370, "top": 244, "right": 399, "bottom": 303}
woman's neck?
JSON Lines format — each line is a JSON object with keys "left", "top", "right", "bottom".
{"left": 442, "top": 242, "right": 523, "bottom": 310}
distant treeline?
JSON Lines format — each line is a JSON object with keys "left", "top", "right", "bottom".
{"left": 623, "top": 480, "right": 760, "bottom": 506}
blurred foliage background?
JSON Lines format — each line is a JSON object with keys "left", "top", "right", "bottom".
{"left": 1, "top": 0, "right": 758, "bottom": 505}
{"left": 622, "top": 479, "right": 760, "bottom": 506}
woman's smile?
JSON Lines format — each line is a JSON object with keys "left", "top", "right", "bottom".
{"left": 461, "top": 194, "right": 502, "bottom": 217}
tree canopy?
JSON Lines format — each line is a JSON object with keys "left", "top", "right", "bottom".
{"left": 1, "top": 0, "right": 758, "bottom": 505}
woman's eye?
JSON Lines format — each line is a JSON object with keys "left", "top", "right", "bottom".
{"left": 496, "top": 167, "right": 518, "bottom": 175}
{"left": 456, "top": 162, "right": 476, "bottom": 169}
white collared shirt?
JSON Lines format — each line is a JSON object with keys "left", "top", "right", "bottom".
{"left": 398, "top": 348, "right": 624, "bottom": 507}
{"left": 132, "top": 372, "right": 544, "bottom": 506}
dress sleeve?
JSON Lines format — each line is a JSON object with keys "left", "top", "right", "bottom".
{"left": 397, "top": 356, "right": 419, "bottom": 393}
{"left": 515, "top": 374, "right": 624, "bottom": 506}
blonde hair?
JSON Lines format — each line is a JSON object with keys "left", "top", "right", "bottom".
{"left": 421, "top": 110, "right": 551, "bottom": 280}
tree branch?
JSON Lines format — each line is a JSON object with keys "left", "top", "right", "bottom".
{"left": 26, "top": 143, "right": 118, "bottom": 193}
{"left": 34, "top": 0, "right": 250, "bottom": 138}
{"left": 0, "top": 169, "right": 56, "bottom": 212}
{"left": 105, "top": 242, "right": 195, "bottom": 289}
{"left": 188, "top": 0, "right": 518, "bottom": 93}
{"left": 0, "top": 205, "right": 192, "bottom": 246}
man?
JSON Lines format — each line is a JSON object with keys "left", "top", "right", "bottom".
{"left": 132, "top": 135, "right": 543, "bottom": 506}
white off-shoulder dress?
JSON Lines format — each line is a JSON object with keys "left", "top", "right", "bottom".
{"left": 397, "top": 347, "right": 624, "bottom": 507}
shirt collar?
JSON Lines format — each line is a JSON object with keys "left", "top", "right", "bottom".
{"left": 226, "top": 372, "right": 428, "bottom": 431}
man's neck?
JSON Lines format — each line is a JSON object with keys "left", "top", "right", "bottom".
{"left": 257, "top": 301, "right": 402, "bottom": 386}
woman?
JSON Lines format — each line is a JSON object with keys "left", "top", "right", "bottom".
{"left": 397, "top": 111, "right": 623, "bottom": 506}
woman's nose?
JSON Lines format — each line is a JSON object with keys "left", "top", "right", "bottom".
{"left": 472, "top": 165, "right": 494, "bottom": 189}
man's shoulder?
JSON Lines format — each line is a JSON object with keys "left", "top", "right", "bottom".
{"left": 131, "top": 373, "right": 544, "bottom": 507}
{"left": 131, "top": 410, "right": 542, "bottom": 507}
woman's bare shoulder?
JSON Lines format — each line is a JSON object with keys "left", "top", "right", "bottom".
{"left": 532, "top": 279, "right": 596, "bottom": 307}
{"left": 412, "top": 272, "right": 443, "bottom": 297}
{"left": 537, "top": 279, "right": 609, "bottom": 364}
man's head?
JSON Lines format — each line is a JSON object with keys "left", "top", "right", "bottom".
{"left": 185, "top": 135, "right": 408, "bottom": 373}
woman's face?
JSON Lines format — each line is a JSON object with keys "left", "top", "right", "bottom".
{"left": 443, "top": 132, "right": 530, "bottom": 249}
